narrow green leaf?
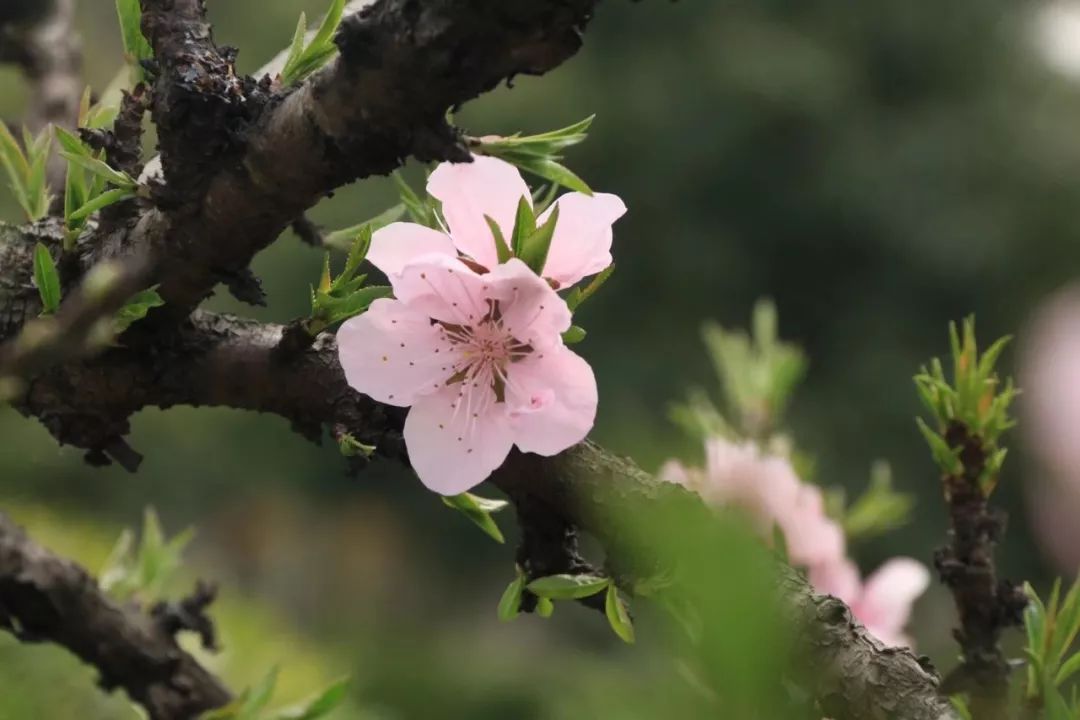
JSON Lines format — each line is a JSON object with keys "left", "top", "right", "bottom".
{"left": 509, "top": 155, "right": 592, "bottom": 195}
{"left": 315, "top": 285, "right": 392, "bottom": 326}
{"left": 282, "top": 12, "right": 308, "bottom": 78}
{"left": 113, "top": 287, "right": 165, "bottom": 334}
{"left": 33, "top": 243, "right": 61, "bottom": 314}
{"left": 392, "top": 171, "right": 434, "bottom": 226}
{"left": 69, "top": 187, "right": 137, "bottom": 222}
{"left": 310, "top": 0, "right": 347, "bottom": 51}
{"left": 605, "top": 584, "right": 635, "bottom": 644}
{"left": 484, "top": 215, "right": 513, "bottom": 264}
{"left": 441, "top": 493, "right": 506, "bottom": 544}
{"left": 497, "top": 571, "right": 525, "bottom": 622}
{"left": 59, "top": 150, "right": 137, "bottom": 190}
{"left": 269, "top": 677, "right": 350, "bottom": 720}
{"left": 1056, "top": 652, "right": 1080, "bottom": 688}
{"left": 324, "top": 204, "right": 405, "bottom": 252}
{"left": 115, "top": 0, "right": 153, "bottom": 66}
{"left": 518, "top": 203, "right": 559, "bottom": 275}
{"left": 566, "top": 265, "right": 614, "bottom": 312}
{"left": 510, "top": 196, "right": 536, "bottom": 257}
{"left": 527, "top": 573, "right": 610, "bottom": 600}
{"left": 240, "top": 666, "right": 279, "bottom": 716}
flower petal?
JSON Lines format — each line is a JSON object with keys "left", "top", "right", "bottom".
{"left": 487, "top": 258, "right": 572, "bottom": 349}
{"left": 538, "top": 192, "right": 626, "bottom": 287}
{"left": 858, "top": 558, "right": 930, "bottom": 636}
{"left": 808, "top": 559, "right": 862, "bottom": 605}
{"left": 337, "top": 298, "right": 461, "bottom": 406}
{"left": 506, "top": 343, "right": 597, "bottom": 456}
{"left": 404, "top": 385, "right": 515, "bottom": 495}
{"left": 427, "top": 155, "right": 532, "bottom": 269}
{"left": 392, "top": 254, "right": 495, "bottom": 325}
{"left": 367, "top": 222, "right": 456, "bottom": 278}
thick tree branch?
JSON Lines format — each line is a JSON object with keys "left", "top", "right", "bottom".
{"left": 0, "top": 511, "right": 231, "bottom": 720}
{"left": 103, "top": 0, "right": 600, "bottom": 322}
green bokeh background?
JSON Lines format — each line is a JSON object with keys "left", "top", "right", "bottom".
{"left": 3, "top": 0, "right": 1080, "bottom": 716}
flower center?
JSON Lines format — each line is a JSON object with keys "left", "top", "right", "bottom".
{"left": 436, "top": 301, "right": 532, "bottom": 403}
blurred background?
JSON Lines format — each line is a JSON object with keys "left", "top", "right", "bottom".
{"left": 5, "top": 0, "right": 1080, "bottom": 716}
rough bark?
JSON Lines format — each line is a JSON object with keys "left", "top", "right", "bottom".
{"left": 0, "top": 512, "right": 231, "bottom": 719}
{"left": 936, "top": 422, "right": 1027, "bottom": 716}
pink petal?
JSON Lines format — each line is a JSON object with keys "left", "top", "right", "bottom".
{"left": 392, "top": 254, "right": 494, "bottom": 325}
{"left": 427, "top": 155, "right": 532, "bottom": 269}
{"left": 505, "top": 343, "right": 597, "bottom": 456}
{"left": 858, "top": 558, "right": 930, "bottom": 635}
{"left": 808, "top": 559, "right": 862, "bottom": 605}
{"left": 403, "top": 385, "right": 515, "bottom": 495}
{"left": 486, "top": 259, "right": 572, "bottom": 349}
{"left": 538, "top": 192, "right": 626, "bottom": 287}
{"left": 659, "top": 460, "right": 693, "bottom": 488}
{"left": 367, "top": 222, "right": 456, "bottom": 278}
{"left": 337, "top": 298, "right": 461, "bottom": 406}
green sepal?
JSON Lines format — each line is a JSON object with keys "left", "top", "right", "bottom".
{"left": 441, "top": 492, "right": 509, "bottom": 544}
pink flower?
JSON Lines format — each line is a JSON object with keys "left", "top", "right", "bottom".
{"left": 663, "top": 437, "right": 928, "bottom": 648}
{"left": 661, "top": 438, "right": 846, "bottom": 569}
{"left": 809, "top": 558, "right": 930, "bottom": 649}
{"left": 336, "top": 156, "right": 624, "bottom": 495}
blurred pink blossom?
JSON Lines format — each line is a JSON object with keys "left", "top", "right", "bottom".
{"left": 660, "top": 439, "right": 845, "bottom": 569}
{"left": 809, "top": 558, "right": 930, "bottom": 649}
{"left": 338, "top": 156, "right": 624, "bottom": 495}
{"left": 1022, "top": 286, "right": 1080, "bottom": 571}
{"left": 661, "top": 437, "right": 928, "bottom": 648}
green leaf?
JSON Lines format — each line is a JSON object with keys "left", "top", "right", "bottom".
{"left": 562, "top": 325, "right": 587, "bottom": 344}
{"left": 842, "top": 461, "right": 915, "bottom": 541}
{"left": 536, "top": 596, "right": 555, "bottom": 619}
{"left": 280, "top": 0, "right": 346, "bottom": 85}
{"left": 282, "top": 12, "right": 308, "bottom": 79}
{"left": 1056, "top": 652, "right": 1080, "bottom": 688}
{"left": 518, "top": 203, "right": 559, "bottom": 275}
{"left": 527, "top": 573, "right": 610, "bottom": 600}
{"left": 0, "top": 123, "right": 49, "bottom": 221}
{"left": 310, "top": 0, "right": 346, "bottom": 52}
{"left": 269, "top": 677, "right": 350, "bottom": 720}
{"left": 484, "top": 215, "right": 513, "bottom": 264}
{"left": 510, "top": 196, "right": 536, "bottom": 257}
{"left": 323, "top": 204, "right": 405, "bottom": 252}
{"left": 116, "top": 0, "right": 153, "bottom": 72}
{"left": 441, "top": 492, "right": 507, "bottom": 544}
{"left": 505, "top": 155, "right": 591, "bottom": 195}
{"left": 565, "top": 265, "right": 614, "bottom": 312}
{"left": 69, "top": 186, "right": 137, "bottom": 222}
{"left": 314, "top": 285, "right": 392, "bottom": 326}
{"left": 915, "top": 417, "right": 962, "bottom": 475}
{"left": 33, "top": 243, "right": 61, "bottom": 314}
{"left": 59, "top": 150, "right": 138, "bottom": 190}
{"left": 239, "top": 666, "right": 279, "bottom": 717}
{"left": 392, "top": 171, "right": 438, "bottom": 227}
{"left": 114, "top": 286, "right": 165, "bottom": 334}
{"left": 497, "top": 571, "right": 525, "bottom": 622}
{"left": 949, "top": 696, "right": 973, "bottom": 720}
{"left": 605, "top": 584, "right": 635, "bottom": 644}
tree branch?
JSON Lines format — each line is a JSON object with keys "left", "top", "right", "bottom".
{"left": 0, "top": 511, "right": 231, "bottom": 720}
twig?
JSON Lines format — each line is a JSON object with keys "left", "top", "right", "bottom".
{"left": 0, "top": 511, "right": 231, "bottom": 720}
